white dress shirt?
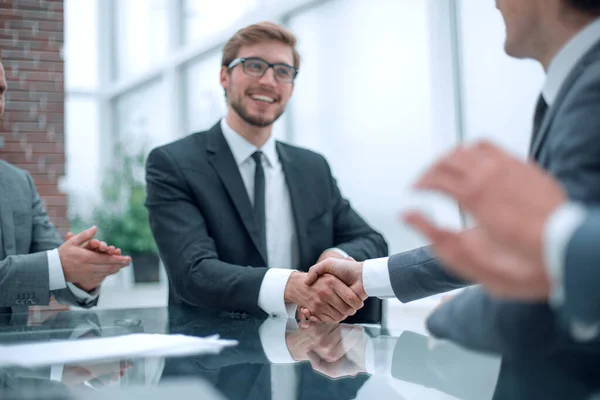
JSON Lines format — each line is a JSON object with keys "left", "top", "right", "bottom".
{"left": 47, "top": 249, "right": 99, "bottom": 305}
{"left": 221, "top": 119, "right": 352, "bottom": 319}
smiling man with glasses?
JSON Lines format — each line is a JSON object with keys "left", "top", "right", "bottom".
{"left": 145, "top": 22, "right": 387, "bottom": 323}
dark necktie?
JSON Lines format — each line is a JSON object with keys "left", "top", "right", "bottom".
{"left": 251, "top": 151, "right": 267, "bottom": 264}
{"left": 529, "top": 94, "right": 549, "bottom": 155}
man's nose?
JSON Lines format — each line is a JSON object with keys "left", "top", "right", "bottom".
{"left": 257, "top": 67, "right": 278, "bottom": 86}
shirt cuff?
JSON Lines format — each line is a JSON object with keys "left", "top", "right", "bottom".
{"left": 259, "top": 317, "right": 297, "bottom": 364}
{"left": 328, "top": 248, "right": 349, "bottom": 258}
{"left": 66, "top": 283, "right": 100, "bottom": 305}
{"left": 363, "top": 257, "right": 395, "bottom": 298}
{"left": 47, "top": 249, "right": 67, "bottom": 291}
{"left": 258, "top": 269, "right": 296, "bottom": 318}
{"left": 544, "top": 202, "right": 586, "bottom": 308}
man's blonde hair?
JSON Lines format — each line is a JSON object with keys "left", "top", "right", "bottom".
{"left": 222, "top": 21, "right": 301, "bottom": 69}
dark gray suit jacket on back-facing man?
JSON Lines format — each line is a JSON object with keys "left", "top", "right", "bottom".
{"left": 383, "top": 37, "right": 600, "bottom": 303}
{"left": 145, "top": 122, "right": 387, "bottom": 319}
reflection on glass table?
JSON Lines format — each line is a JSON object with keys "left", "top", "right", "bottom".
{"left": 0, "top": 306, "right": 598, "bottom": 400}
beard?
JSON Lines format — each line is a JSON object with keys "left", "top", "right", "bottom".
{"left": 229, "top": 89, "right": 286, "bottom": 128}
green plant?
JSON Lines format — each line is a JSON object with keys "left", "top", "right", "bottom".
{"left": 72, "top": 144, "right": 157, "bottom": 256}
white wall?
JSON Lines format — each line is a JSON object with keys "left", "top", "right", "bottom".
{"left": 287, "top": 0, "right": 461, "bottom": 255}
{"left": 458, "top": 0, "right": 545, "bottom": 158}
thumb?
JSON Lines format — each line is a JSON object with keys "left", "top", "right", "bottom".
{"left": 68, "top": 226, "right": 98, "bottom": 246}
{"left": 306, "top": 262, "right": 329, "bottom": 285}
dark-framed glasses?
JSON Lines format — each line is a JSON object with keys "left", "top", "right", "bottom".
{"left": 228, "top": 57, "right": 298, "bottom": 83}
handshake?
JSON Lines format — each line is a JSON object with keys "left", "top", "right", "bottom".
{"left": 284, "top": 250, "right": 367, "bottom": 323}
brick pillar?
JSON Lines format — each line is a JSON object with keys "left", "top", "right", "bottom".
{"left": 0, "top": 0, "right": 68, "bottom": 236}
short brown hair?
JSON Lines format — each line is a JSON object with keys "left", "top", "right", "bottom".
{"left": 222, "top": 22, "right": 301, "bottom": 69}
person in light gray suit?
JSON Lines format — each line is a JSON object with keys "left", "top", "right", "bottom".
{"left": 304, "top": 0, "right": 600, "bottom": 344}
{"left": 403, "top": 142, "right": 600, "bottom": 344}
{"left": 0, "top": 60, "right": 131, "bottom": 315}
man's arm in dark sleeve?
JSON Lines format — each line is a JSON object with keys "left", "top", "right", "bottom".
{"left": 387, "top": 246, "right": 468, "bottom": 302}
{"left": 145, "top": 147, "right": 268, "bottom": 315}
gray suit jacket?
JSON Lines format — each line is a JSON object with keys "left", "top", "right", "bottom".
{"left": 387, "top": 38, "right": 600, "bottom": 304}
{"left": 562, "top": 209, "right": 600, "bottom": 328}
{"left": 0, "top": 161, "right": 94, "bottom": 314}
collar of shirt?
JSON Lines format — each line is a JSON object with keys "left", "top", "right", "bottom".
{"left": 543, "top": 17, "right": 600, "bottom": 105}
{"left": 220, "top": 118, "right": 278, "bottom": 168}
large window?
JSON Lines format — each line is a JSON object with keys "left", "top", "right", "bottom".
{"left": 115, "top": 80, "right": 170, "bottom": 151}
{"left": 287, "top": 0, "right": 452, "bottom": 254}
{"left": 114, "top": 0, "right": 169, "bottom": 80}
{"left": 184, "top": 52, "right": 227, "bottom": 133}
{"left": 183, "top": 0, "right": 258, "bottom": 44}
{"left": 458, "top": 0, "right": 545, "bottom": 158}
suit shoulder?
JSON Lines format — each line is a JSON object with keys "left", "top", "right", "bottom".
{"left": 276, "top": 141, "right": 328, "bottom": 164}
{"left": 150, "top": 131, "right": 208, "bottom": 158}
{"left": 0, "top": 160, "right": 31, "bottom": 184}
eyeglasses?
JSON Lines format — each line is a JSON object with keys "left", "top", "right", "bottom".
{"left": 227, "top": 57, "right": 298, "bottom": 83}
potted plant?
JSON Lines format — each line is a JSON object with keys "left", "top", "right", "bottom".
{"left": 72, "top": 144, "right": 160, "bottom": 283}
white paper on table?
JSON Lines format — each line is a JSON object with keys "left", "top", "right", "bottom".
{"left": 0, "top": 333, "right": 238, "bottom": 368}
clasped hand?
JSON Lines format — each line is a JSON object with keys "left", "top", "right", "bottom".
{"left": 286, "top": 253, "right": 367, "bottom": 322}
{"left": 286, "top": 320, "right": 368, "bottom": 379}
{"left": 59, "top": 226, "right": 132, "bottom": 292}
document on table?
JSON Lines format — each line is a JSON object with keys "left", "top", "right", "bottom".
{"left": 0, "top": 333, "right": 238, "bottom": 368}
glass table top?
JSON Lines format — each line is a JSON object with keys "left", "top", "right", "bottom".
{"left": 0, "top": 305, "right": 598, "bottom": 400}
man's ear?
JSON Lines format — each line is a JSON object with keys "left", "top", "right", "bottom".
{"left": 220, "top": 66, "right": 230, "bottom": 93}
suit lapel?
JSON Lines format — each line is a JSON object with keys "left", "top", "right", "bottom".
{"left": 206, "top": 123, "right": 268, "bottom": 265}
{"left": 531, "top": 40, "right": 600, "bottom": 160}
{"left": 277, "top": 143, "right": 313, "bottom": 271}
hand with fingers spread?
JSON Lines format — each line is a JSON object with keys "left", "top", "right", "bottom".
{"left": 65, "top": 231, "right": 122, "bottom": 256}
{"left": 58, "top": 226, "right": 132, "bottom": 292}
{"left": 411, "top": 140, "right": 566, "bottom": 265}
{"left": 403, "top": 141, "right": 565, "bottom": 301}
{"left": 284, "top": 270, "right": 364, "bottom": 323}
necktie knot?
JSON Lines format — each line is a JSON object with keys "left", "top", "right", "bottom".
{"left": 251, "top": 151, "right": 263, "bottom": 166}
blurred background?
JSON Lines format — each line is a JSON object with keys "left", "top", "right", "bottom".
{"left": 0, "top": 0, "right": 545, "bottom": 313}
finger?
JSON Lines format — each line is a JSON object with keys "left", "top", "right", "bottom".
{"left": 85, "top": 251, "right": 132, "bottom": 266}
{"left": 306, "top": 351, "right": 327, "bottom": 374}
{"left": 65, "top": 232, "right": 75, "bottom": 240}
{"left": 314, "top": 309, "right": 339, "bottom": 323}
{"left": 86, "top": 239, "right": 101, "bottom": 251}
{"left": 330, "top": 278, "right": 363, "bottom": 311}
{"left": 114, "top": 248, "right": 122, "bottom": 256}
{"left": 321, "top": 301, "right": 346, "bottom": 322}
{"left": 97, "top": 241, "right": 109, "bottom": 252}
{"left": 345, "top": 256, "right": 355, "bottom": 261}
{"left": 309, "top": 316, "right": 322, "bottom": 323}
{"left": 302, "top": 307, "right": 312, "bottom": 320}
{"left": 68, "top": 226, "right": 98, "bottom": 246}
{"left": 306, "top": 260, "right": 333, "bottom": 285}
